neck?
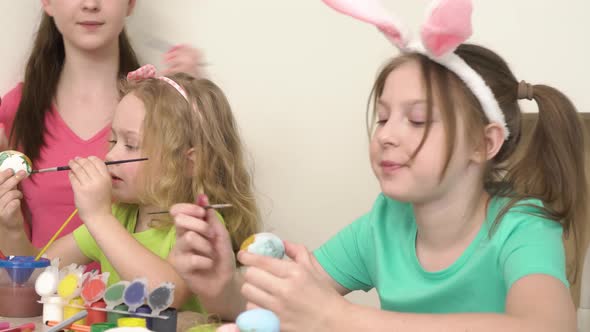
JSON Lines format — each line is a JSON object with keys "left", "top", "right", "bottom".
{"left": 136, "top": 204, "right": 159, "bottom": 232}
{"left": 413, "top": 176, "right": 489, "bottom": 251}
{"left": 58, "top": 39, "right": 121, "bottom": 96}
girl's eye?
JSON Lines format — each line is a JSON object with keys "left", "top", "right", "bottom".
{"left": 409, "top": 120, "right": 426, "bottom": 126}
{"left": 125, "top": 145, "right": 139, "bottom": 151}
{"left": 108, "top": 140, "right": 117, "bottom": 146}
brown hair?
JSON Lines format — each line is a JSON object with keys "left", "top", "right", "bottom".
{"left": 367, "top": 44, "right": 588, "bottom": 282}
{"left": 9, "top": 13, "right": 140, "bottom": 163}
{"left": 120, "top": 74, "right": 260, "bottom": 251}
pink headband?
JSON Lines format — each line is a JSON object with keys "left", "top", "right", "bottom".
{"left": 322, "top": 0, "right": 509, "bottom": 140}
{"left": 127, "top": 64, "right": 189, "bottom": 102}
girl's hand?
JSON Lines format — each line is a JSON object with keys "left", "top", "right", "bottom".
{"left": 161, "top": 44, "right": 207, "bottom": 78}
{"left": 68, "top": 156, "right": 112, "bottom": 222}
{"left": 170, "top": 194, "right": 237, "bottom": 299}
{"left": 238, "top": 241, "right": 345, "bottom": 331}
{"left": 0, "top": 169, "right": 26, "bottom": 230}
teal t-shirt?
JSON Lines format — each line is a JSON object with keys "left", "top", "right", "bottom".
{"left": 73, "top": 204, "right": 203, "bottom": 312}
{"left": 314, "top": 194, "right": 567, "bottom": 313}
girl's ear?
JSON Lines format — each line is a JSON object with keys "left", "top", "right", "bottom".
{"left": 472, "top": 123, "right": 504, "bottom": 163}
{"left": 41, "top": 0, "right": 54, "bottom": 17}
{"left": 127, "top": 0, "right": 137, "bottom": 16}
{"left": 184, "top": 147, "right": 196, "bottom": 177}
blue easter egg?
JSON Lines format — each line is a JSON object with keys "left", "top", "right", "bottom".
{"left": 236, "top": 308, "right": 280, "bottom": 332}
{"left": 240, "top": 233, "right": 285, "bottom": 259}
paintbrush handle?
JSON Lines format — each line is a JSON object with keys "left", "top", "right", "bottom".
{"left": 147, "top": 203, "right": 232, "bottom": 215}
{"left": 46, "top": 310, "right": 88, "bottom": 332}
{"left": 32, "top": 158, "right": 148, "bottom": 174}
{"left": 35, "top": 209, "right": 78, "bottom": 261}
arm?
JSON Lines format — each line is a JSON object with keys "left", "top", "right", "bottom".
{"left": 169, "top": 199, "right": 246, "bottom": 320}
{"left": 45, "top": 233, "right": 92, "bottom": 267}
{"left": 240, "top": 244, "right": 575, "bottom": 332}
{"left": 326, "top": 274, "right": 574, "bottom": 332}
{"left": 84, "top": 212, "right": 191, "bottom": 308}
{"left": 68, "top": 157, "right": 191, "bottom": 308}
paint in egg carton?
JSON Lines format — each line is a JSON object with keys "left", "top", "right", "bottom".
{"left": 35, "top": 261, "right": 176, "bottom": 320}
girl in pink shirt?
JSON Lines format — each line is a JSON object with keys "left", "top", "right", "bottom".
{"left": 0, "top": 0, "right": 203, "bottom": 253}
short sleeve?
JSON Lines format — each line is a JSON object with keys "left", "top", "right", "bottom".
{"left": 0, "top": 83, "right": 24, "bottom": 127}
{"left": 313, "top": 196, "right": 385, "bottom": 292}
{"left": 73, "top": 224, "right": 100, "bottom": 262}
{"left": 72, "top": 204, "right": 126, "bottom": 262}
{"left": 499, "top": 210, "right": 568, "bottom": 290}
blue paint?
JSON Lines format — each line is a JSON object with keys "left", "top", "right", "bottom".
{"left": 123, "top": 279, "right": 147, "bottom": 311}
{"left": 0, "top": 256, "right": 50, "bottom": 285}
{"left": 131, "top": 305, "right": 153, "bottom": 329}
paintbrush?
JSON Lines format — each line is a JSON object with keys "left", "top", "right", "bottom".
{"left": 148, "top": 203, "right": 232, "bottom": 215}
{"left": 31, "top": 157, "right": 148, "bottom": 174}
{"left": 35, "top": 209, "right": 78, "bottom": 261}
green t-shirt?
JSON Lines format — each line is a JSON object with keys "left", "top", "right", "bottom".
{"left": 73, "top": 204, "right": 202, "bottom": 312}
{"left": 314, "top": 194, "right": 567, "bottom": 313}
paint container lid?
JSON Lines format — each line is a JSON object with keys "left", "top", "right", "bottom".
{"left": 0, "top": 255, "right": 50, "bottom": 285}
{"left": 91, "top": 322, "right": 117, "bottom": 332}
{"left": 117, "top": 317, "right": 146, "bottom": 327}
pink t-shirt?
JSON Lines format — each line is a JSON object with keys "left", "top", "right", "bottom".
{"left": 0, "top": 83, "right": 110, "bottom": 248}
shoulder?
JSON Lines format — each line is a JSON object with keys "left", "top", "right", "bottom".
{"left": 490, "top": 197, "right": 563, "bottom": 238}
{"left": 0, "top": 83, "right": 24, "bottom": 123}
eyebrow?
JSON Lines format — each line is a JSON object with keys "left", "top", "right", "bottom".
{"left": 377, "top": 98, "right": 427, "bottom": 110}
{"left": 111, "top": 128, "right": 139, "bottom": 137}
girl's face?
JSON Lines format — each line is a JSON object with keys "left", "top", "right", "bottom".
{"left": 41, "top": 0, "right": 135, "bottom": 52}
{"left": 106, "top": 93, "right": 145, "bottom": 203}
{"left": 369, "top": 60, "right": 477, "bottom": 204}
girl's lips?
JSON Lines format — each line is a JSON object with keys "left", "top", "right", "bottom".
{"left": 380, "top": 161, "right": 404, "bottom": 172}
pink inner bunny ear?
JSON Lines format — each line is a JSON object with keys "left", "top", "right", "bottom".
{"left": 421, "top": 0, "right": 473, "bottom": 57}
{"left": 127, "top": 64, "right": 157, "bottom": 81}
{"left": 322, "top": 0, "right": 406, "bottom": 47}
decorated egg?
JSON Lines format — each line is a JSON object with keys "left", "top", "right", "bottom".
{"left": 240, "top": 233, "right": 285, "bottom": 259}
{"left": 236, "top": 308, "right": 280, "bottom": 332}
{"left": 0, "top": 150, "right": 32, "bottom": 175}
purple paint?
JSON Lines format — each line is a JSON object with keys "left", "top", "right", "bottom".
{"left": 123, "top": 278, "right": 147, "bottom": 311}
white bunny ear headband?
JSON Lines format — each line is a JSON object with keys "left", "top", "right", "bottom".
{"left": 322, "top": 0, "right": 510, "bottom": 139}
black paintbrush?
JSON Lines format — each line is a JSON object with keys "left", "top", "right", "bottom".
{"left": 148, "top": 203, "right": 232, "bottom": 215}
{"left": 31, "top": 157, "right": 149, "bottom": 174}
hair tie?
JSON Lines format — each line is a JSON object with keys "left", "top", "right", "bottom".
{"left": 127, "top": 64, "right": 189, "bottom": 102}
{"left": 517, "top": 80, "right": 534, "bottom": 101}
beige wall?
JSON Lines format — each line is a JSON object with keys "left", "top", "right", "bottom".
{"left": 1, "top": 1, "right": 589, "bottom": 307}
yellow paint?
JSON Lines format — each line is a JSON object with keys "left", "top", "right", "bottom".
{"left": 57, "top": 273, "right": 79, "bottom": 298}
{"left": 118, "top": 317, "right": 147, "bottom": 327}
{"left": 240, "top": 234, "right": 256, "bottom": 251}
{"left": 63, "top": 297, "right": 87, "bottom": 325}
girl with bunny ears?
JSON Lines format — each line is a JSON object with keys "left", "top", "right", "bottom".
{"left": 179, "top": 0, "right": 585, "bottom": 330}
